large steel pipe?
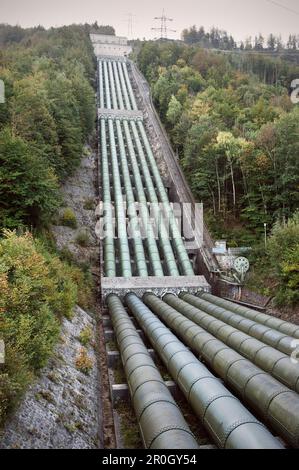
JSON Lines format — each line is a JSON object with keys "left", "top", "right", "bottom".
{"left": 126, "top": 293, "right": 283, "bottom": 449}
{"left": 122, "top": 120, "right": 164, "bottom": 277}
{"left": 182, "top": 293, "right": 296, "bottom": 356}
{"left": 170, "top": 294, "right": 299, "bottom": 392}
{"left": 121, "top": 61, "right": 138, "bottom": 110}
{"left": 129, "top": 120, "right": 179, "bottom": 276}
{"left": 117, "top": 60, "right": 132, "bottom": 110}
{"left": 121, "top": 60, "right": 194, "bottom": 276}
{"left": 199, "top": 291, "right": 299, "bottom": 339}
{"left": 107, "top": 118, "right": 132, "bottom": 277}
{"left": 109, "top": 59, "right": 164, "bottom": 276}
{"left": 107, "top": 61, "right": 148, "bottom": 277}
{"left": 99, "top": 61, "right": 116, "bottom": 277}
{"left": 100, "top": 119, "right": 116, "bottom": 277}
{"left": 107, "top": 294, "right": 199, "bottom": 449}
{"left": 152, "top": 293, "right": 299, "bottom": 447}
{"left": 115, "top": 60, "right": 192, "bottom": 276}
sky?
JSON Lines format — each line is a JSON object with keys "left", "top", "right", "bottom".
{"left": 1, "top": 0, "right": 298, "bottom": 43}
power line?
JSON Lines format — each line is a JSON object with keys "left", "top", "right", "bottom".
{"left": 264, "top": 0, "right": 299, "bottom": 16}
{"left": 152, "top": 9, "right": 176, "bottom": 40}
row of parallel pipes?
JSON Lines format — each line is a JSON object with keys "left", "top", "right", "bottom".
{"left": 98, "top": 58, "right": 194, "bottom": 277}
{"left": 107, "top": 294, "right": 199, "bottom": 449}
{"left": 125, "top": 293, "right": 283, "bottom": 449}
{"left": 143, "top": 293, "right": 299, "bottom": 448}
{"left": 199, "top": 291, "right": 299, "bottom": 339}
{"left": 179, "top": 293, "right": 299, "bottom": 391}
{"left": 97, "top": 57, "right": 299, "bottom": 450}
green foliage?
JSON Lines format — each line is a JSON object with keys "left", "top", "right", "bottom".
{"left": 75, "top": 347, "right": 93, "bottom": 375}
{"left": 75, "top": 229, "right": 90, "bottom": 247}
{"left": 247, "top": 213, "right": 299, "bottom": 306}
{"left": 78, "top": 326, "right": 92, "bottom": 346}
{"left": 60, "top": 208, "right": 77, "bottom": 229}
{"left": 83, "top": 198, "right": 95, "bottom": 211}
{"left": 182, "top": 25, "right": 299, "bottom": 56}
{"left": 137, "top": 41, "right": 299, "bottom": 235}
{"left": 0, "top": 24, "right": 96, "bottom": 229}
{"left": 0, "top": 128, "right": 61, "bottom": 228}
{"left": 166, "top": 95, "right": 182, "bottom": 124}
{"left": 0, "top": 230, "right": 81, "bottom": 424}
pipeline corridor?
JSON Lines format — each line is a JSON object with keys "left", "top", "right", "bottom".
{"left": 98, "top": 58, "right": 194, "bottom": 278}
{"left": 97, "top": 57, "right": 299, "bottom": 449}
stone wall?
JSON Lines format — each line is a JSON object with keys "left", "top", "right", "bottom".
{"left": 0, "top": 145, "right": 104, "bottom": 449}
{"left": 0, "top": 306, "right": 102, "bottom": 449}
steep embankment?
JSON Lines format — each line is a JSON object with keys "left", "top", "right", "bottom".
{"left": 0, "top": 148, "right": 105, "bottom": 449}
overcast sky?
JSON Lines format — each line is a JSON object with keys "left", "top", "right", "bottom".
{"left": 1, "top": 0, "right": 298, "bottom": 42}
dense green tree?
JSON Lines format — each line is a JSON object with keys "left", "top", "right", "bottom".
{"left": 0, "top": 129, "right": 60, "bottom": 228}
{"left": 166, "top": 95, "right": 182, "bottom": 125}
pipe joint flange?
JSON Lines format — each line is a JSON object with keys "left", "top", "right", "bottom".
{"left": 222, "top": 357, "right": 245, "bottom": 383}
{"left": 176, "top": 361, "right": 202, "bottom": 382}
{"left": 127, "top": 363, "right": 157, "bottom": 380}
{"left": 147, "top": 425, "right": 195, "bottom": 449}
{"left": 121, "top": 341, "right": 145, "bottom": 355}
{"left": 262, "top": 388, "right": 291, "bottom": 415}
{"left": 201, "top": 394, "right": 236, "bottom": 421}
{"left": 132, "top": 379, "right": 166, "bottom": 400}
{"left": 136, "top": 394, "right": 179, "bottom": 421}
{"left": 242, "top": 372, "right": 266, "bottom": 400}
{"left": 269, "top": 355, "right": 288, "bottom": 375}
{"left": 187, "top": 376, "right": 216, "bottom": 401}
{"left": 220, "top": 419, "right": 264, "bottom": 449}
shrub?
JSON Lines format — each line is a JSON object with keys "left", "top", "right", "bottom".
{"left": 247, "top": 213, "right": 299, "bottom": 306}
{"left": 75, "top": 347, "right": 93, "bottom": 375}
{"left": 0, "top": 230, "right": 79, "bottom": 426}
{"left": 60, "top": 208, "right": 77, "bottom": 229}
{"left": 78, "top": 326, "right": 92, "bottom": 346}
{"left": 83, "top": 198, "right": 94, "bottom": 211}
{"left": 75, "top": 229, "right": 90, "bottom": 247}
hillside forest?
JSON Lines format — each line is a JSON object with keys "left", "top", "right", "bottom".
{"left": 0, "top": 23, "right": 102, "bottom": 426}
{"left": 136, "top": 40, "right": 299, "bottom": 306}
{"left": 0, "top": 23, "right": 298, "bottom": 428}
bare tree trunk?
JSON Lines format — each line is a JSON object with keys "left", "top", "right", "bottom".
{"left": 215, "top": 160, "right": 221, "bottom": 213}
{"left": 229, "top": 159, "right": 236, "bottom": 209}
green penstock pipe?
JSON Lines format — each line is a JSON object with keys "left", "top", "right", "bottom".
{"left": 175, "top": 293, "right": 299, "bottom": 393}
{"left": 126, "top": 293, "right": 283, "bottom": 449}
{"left": 160, "top": 293, "right": 299, "bottom": 447}
{"left": 184, "top": 292, "right": 296, "bottom": 356}
{"left": 198, "top": 291, "right": 299, "bottom": 339}
{"left": 107, "top": 294, "right": 199, "bottom": 449}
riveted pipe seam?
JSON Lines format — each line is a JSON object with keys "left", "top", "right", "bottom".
{"left": 179, "top": 293, "right": 299, "bottom": 393}
{"left": 107, "top": 61, "right": 148, "bottom": 277}
{"left": 107, "top": 294, "right": 199, "bottom": 449}
{"left": 199, "top": 291, "right": 299, "bottom": 339}
{"left": 156, "top": 294, "right": 299, "bottom": 446}
{"left": 127, "top": 293, "right": 282, "bottom": 449}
